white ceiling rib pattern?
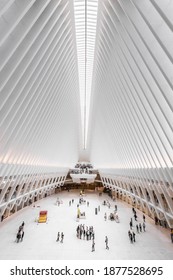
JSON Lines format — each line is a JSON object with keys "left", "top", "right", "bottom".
{"left": 86, "top": 0, "right": 173, "bottom": 226}
{"left": 0, "top": 0, "right": 82, "bottom": 177}
{"left": 88, "top": 0, "right": 173, "bottom": 183}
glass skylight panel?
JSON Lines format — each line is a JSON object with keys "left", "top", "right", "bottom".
{"left": 74, "top": 0, "right": 98, "bottom": 149}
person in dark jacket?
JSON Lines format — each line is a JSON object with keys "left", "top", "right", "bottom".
{"left": 21, "top": 231, "right": 24, "bottom": 241}
{"left": 56, "top": 232, "right": 60, "bottom": 242}
{"left": 16, "top": 232, "right": 21, "bottom": 243}
{"left": 91, "top": 240, "right": 95, "bottom": 252}
{"left": 61, "top": 232, "right": 64, "bottom": 243}
{"left": 105, "top": 236, "right": 109, "bottom": 250}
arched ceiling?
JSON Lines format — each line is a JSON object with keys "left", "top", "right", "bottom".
{"left": 87, "top": 0, "right": 173, "bottom": 180}
{"left": 0, "top": 0, "right": 173, "bottom": 181}
{"left": 0, "top": 0, "right": 82, "bottom": 176}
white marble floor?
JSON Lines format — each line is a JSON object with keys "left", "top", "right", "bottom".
{"left": 0, "top": 190, "right": 173, "bottom": 260}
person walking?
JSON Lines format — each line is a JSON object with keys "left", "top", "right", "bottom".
{"left": 83, "top": 229, "right": 86, "bottom": 240}
{"left": 130, "top": 233, "right": 133, "bottom": 243}
{"left": 170, "top": 228, "right": 173, "bottom": 243}
{"left": 132, "top": 231, "right": 136, "bottom": 242}
{"left": 128, "top": 230, "right": 131, "bottom": 242}
{"left": 129, "top": 220, "right": 133, "bottom": 230}
{"left": 104, "top": 212, "right": 107, "bottom": 221}
{"left": 136, "top": 224, "right": 139, "bottom": 233}
{"left": 89, "top": 231, "right": 92, "bottom": 240}
{"left": 21, "top": 231, "right": 24, "bottom": 242}
{"left": 18, "top": 225, "right": 23, "bottom": 233}
{"left": 56, "top": 232, "right": 60, "bottom": 242}
{"left": 128, "top": 231, "right": 133, "bottom": 243}
{"left": 86, "top": 230, "right": 89, "bottom": 240}
{"left": 79, "top": 228, "right": 82, "bottom": 239}
{"left": 139, "top": 223, "right": 142, "bottom": 232}
{"left": 16, "top": 231, "right": 21, "bottom": 243}
{"left": 143, "top": 222, "right": 146, "bottom": 232}
{"left": 154, "top": 216, "right": 158, "bottom": 225}
{"left": 134, "top": 213, "right": 137, "bottom": 221}
{"left": 143, "top": 214, "right": 146, "bottom": 222}
{"left": 105, "top": 236, "right": 109, "bottom": 250}
{"left": 91, "top": 240, "right": 95, "bottom": 252}
{"left": 60, "top": 232, "right": 64, "bottom": 243}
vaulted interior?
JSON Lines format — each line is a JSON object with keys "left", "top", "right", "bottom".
{"left": 0, "top": 0, "right": 173, "bottom": 227}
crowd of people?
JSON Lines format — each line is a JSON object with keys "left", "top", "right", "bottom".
{"left": 76, "top": 224, "right": 95, "bottom": 240}
{"left": 128, "top": 208, "right": 146, "bottom": 244}
{"left": 70, "top": 163, "right": 94, "bottom": 174}
{"left": 13, "top": 190, "right": 173, "bottom": 255}
{"left": 75, "top": 224, "right": 110, "bottom": 252}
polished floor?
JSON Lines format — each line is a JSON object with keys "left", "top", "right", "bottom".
{"left": 0, "top": 190, "right": 173, "bottom": 260}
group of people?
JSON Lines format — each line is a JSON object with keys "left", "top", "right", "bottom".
{"left": 56, "top": 232, "right": 64, "bottom": 243}
{"left": 128, "top": 230, "right": 136, "bottom": 243}
{"left": 75, "top": 224, "right": 110, "bottom": 252}
{"left": 79, "top": 197, "right": 86, "bottom": 205}
{"left": 92, "top": 235, "right": 110, "bottom": 252}
{"left": 76, "top": 224, "right": 95, "bottom": 240}
{"left": 103, "top": 200, "right": 111, "bottom": 208}
{"left": 103, "top": 203, "right": 119, "bottom": 223}
{"left": 16, "top": 221, "right": 25, "bottom": 243}
{"left": 128, "top": 208, "right": 147, "bottom": 243}
{"left": 74, "top": 163, "right": 93, "bottom": 174}
{"left": 69, "top": 199, "right": 74, "bottom": 206}
{"left": 76, "top": 224, "right": 96, "bottom": 252}
{"left": 154, "top": 216, "right": 167, "bottom": 228}
{"left": 109, "top": 212, "right": 119, "bottom": 222}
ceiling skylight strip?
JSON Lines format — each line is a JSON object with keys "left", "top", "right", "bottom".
{"left": 74, "top": 0, "right": 98, "bottom": 149}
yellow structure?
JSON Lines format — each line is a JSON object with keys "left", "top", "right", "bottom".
{"left": 38, "top": 211, "right": 47, "bottom": 223}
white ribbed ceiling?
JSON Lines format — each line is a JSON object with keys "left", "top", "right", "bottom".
{"left": 0, "top": 0, "right": 173, "bottom": 180}
{"left": 87, "top": 0, "right": 173, "bottom": 174}
{"left": 0, "top": 0, "right": 82, "bottom": 176}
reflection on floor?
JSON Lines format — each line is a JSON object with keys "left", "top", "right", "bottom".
{"left": 0, "top": 190, "right": 173, "bottom": 260}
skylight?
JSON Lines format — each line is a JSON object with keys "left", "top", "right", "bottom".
{"left": 74, "top": 0, "right": 98, "bottom": 149}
